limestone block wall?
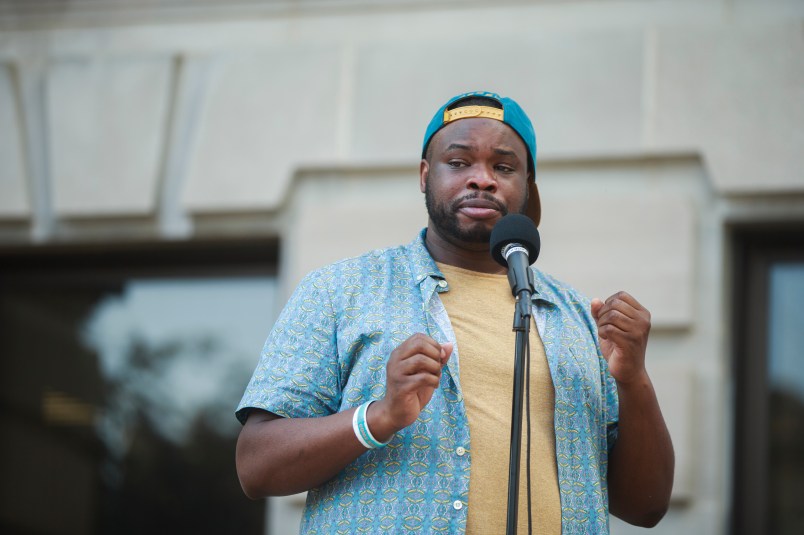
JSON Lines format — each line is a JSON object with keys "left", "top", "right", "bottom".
{"left": 1, "top": 1, "right": 803, "bottom": 534}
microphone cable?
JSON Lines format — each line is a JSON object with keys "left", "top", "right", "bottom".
{"left": 525, "top": 325, "right": 533, "bottom": 535}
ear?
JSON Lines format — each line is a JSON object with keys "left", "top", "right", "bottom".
{"left": 419, "top": 159, "right": 429, "bottom": 194}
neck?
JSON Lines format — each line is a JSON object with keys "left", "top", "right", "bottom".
{"left": 424, "top": 223, "right": 506, "bottom": 274}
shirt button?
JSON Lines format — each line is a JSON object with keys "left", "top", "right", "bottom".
{"left": 456, "top": 446, "right": 466, "bottom": 456}
{"left": 453, "top": 500, "right": 463, "bottom": 510}
{"left": 438, "top": 280, "right": 448, "bottom": 288}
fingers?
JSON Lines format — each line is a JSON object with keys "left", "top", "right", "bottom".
{"left": 396, "top": 353, "right": 443, "bottom": 382}
{"left": 380, "top": 333, "right": 452, "bottom": 432}
{"left": 602, "top": 291, "right": 648, "bottom": 318}
{"left": 594, "top": 292, "right": 650, "bottom": 324}
{"left": 391, "top": 333, "right": 452, "bottom": 367}
{"left": 386, "top": 333, "right": 452, "bottom": 391}
{"left": 592, "top": 292, "right": 652, "bottom": 385}
{"left": 597, "top": 308, "right": 641, "bottom": 337}
{"left": 597, "top": 320, "right": 631, "bottom": 342}
{"left": 593, "top": 292, "right": 651, "bottom": 344}
{"left": 591, "top": 298, "right": 604, "bottom": 321}
{"left": 440, "top": 342, "right": 454, "bottom": 365}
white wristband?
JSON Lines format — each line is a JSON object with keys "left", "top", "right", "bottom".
{"left": 351, "top": 401, "right": 389, "bottom": 449}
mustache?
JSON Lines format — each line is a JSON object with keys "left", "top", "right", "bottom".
{"left": 450, "top": 192, "right": 508, "bottom": 215}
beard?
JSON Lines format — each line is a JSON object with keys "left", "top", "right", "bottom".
{"left": 424, "top": 178, "right": 528, "bottom": 244}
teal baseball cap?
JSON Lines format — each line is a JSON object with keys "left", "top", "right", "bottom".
{"left": 421, "top": 91, "right": 541, "bottom": 226}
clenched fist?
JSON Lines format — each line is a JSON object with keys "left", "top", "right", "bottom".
{"left": 367, "top": 333, "right": 453, "bottom": 443}
{"left": 591, "top": 291, "right": 651, "bottom": 386}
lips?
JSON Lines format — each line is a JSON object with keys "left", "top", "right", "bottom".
{"left": 455, "top": 196, "right": 506, "bottom": 220}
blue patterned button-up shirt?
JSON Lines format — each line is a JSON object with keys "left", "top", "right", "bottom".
{"left": 237, "top": 229, "right": 619, "bottom": 534}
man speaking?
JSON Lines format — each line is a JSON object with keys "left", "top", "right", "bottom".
{"left": 235, "top": 91, "right": 674, "bottom": 534}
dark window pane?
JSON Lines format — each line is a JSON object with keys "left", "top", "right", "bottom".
{"left": 0, "top": 269, "right": 272, "bottom": 534}
{"left": 768, "top": 263, "right": 804, "bottom": 535}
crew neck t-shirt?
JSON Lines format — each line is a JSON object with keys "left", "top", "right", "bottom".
{"left": 436, "top": 262, "right": 561, "bottom": 535}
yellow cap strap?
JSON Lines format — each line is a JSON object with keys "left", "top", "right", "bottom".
{"left": 443, "top": 105, "right": 504, "bottom": 124}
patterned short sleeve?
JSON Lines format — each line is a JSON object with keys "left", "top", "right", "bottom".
{"left": 590, "top": 303, "right": 620, "bottom": 453}
{"left": 604, "top": 366, "right": 620, "bottom": 453}
{"left": 236, "top": 268, "right": 340, "bottom": 424}
{"left": 575, "top": 289, "right": 620, "bottom": 453}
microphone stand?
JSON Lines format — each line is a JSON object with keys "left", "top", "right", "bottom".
{"left": 505, "top": 275, "right": 534, "bottom": 535}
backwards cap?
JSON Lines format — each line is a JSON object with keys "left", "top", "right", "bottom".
{"left": 422, "top": 91, "right": 540, "bottom": 226}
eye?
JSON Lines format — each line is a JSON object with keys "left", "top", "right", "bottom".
{"left": 495, "top": 164, "right": 515, "bottom": 173}
{"left": 447, "top": 160, "right": 468, "bottom": 169}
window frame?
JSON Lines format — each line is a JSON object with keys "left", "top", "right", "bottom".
{"left": 730, "top": 224, "right": 804, "bottom": 535}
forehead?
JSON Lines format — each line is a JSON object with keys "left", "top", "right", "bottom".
{"left": 429, "top": 118, "right": 528, "bottom": 157}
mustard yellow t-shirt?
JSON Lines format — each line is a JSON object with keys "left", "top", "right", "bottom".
{"left": 437, "top": 262, "right": 561, "bottom": 535}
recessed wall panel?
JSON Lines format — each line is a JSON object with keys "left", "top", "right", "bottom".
{"left": 184, "top": 47, "right": 341, "bottom": 212}
{"left": 48, "top": 57, "right": 172, "bottom": 215}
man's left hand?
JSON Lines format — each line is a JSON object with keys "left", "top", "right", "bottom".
{"left": 591, "top": 291, "right": 651, "bottom": 385}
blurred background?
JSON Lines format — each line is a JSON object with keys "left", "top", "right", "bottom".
{"left": 0, "top": 1, "right": 802, "bottom": 534}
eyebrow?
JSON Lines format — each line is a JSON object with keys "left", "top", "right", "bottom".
{"left": 493, "top": 148, "right": 518, "bottom": 158}
{"left": 445, "top": 143, "right": 473, "bottom": 152}
{"left": 445, "top": 143, "right": 519, "bottom": 157}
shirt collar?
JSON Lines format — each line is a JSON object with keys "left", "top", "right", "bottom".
{"left": 531, "top": 276, "right": 557, "bottom": 307}
{"left": 406, "top": 228, "right": 557, "bottom": 307}
{"left": 407, "top": 228, "right": 445, "bottom": 285}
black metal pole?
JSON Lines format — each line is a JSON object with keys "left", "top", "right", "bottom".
{"left": 505, "top": 292, "right": 532, "bottom": 535}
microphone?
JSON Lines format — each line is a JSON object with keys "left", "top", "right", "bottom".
{"left": 490, "top": 214, "right": 541, "bottom": 298}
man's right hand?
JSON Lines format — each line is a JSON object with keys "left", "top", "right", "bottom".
{"left": 367, "top": 333, "right": 453, "bottom": 443}
{"left": 236, "top": 333, "right": 452, "bottom": 498}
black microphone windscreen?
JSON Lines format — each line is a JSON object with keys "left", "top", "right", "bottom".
{"left": 489, "top": 214, "right": 541, "bottom": 267}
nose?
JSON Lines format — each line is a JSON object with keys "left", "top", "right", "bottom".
{"left": 468, "top": 164, "right": 497, "bottom": 192}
